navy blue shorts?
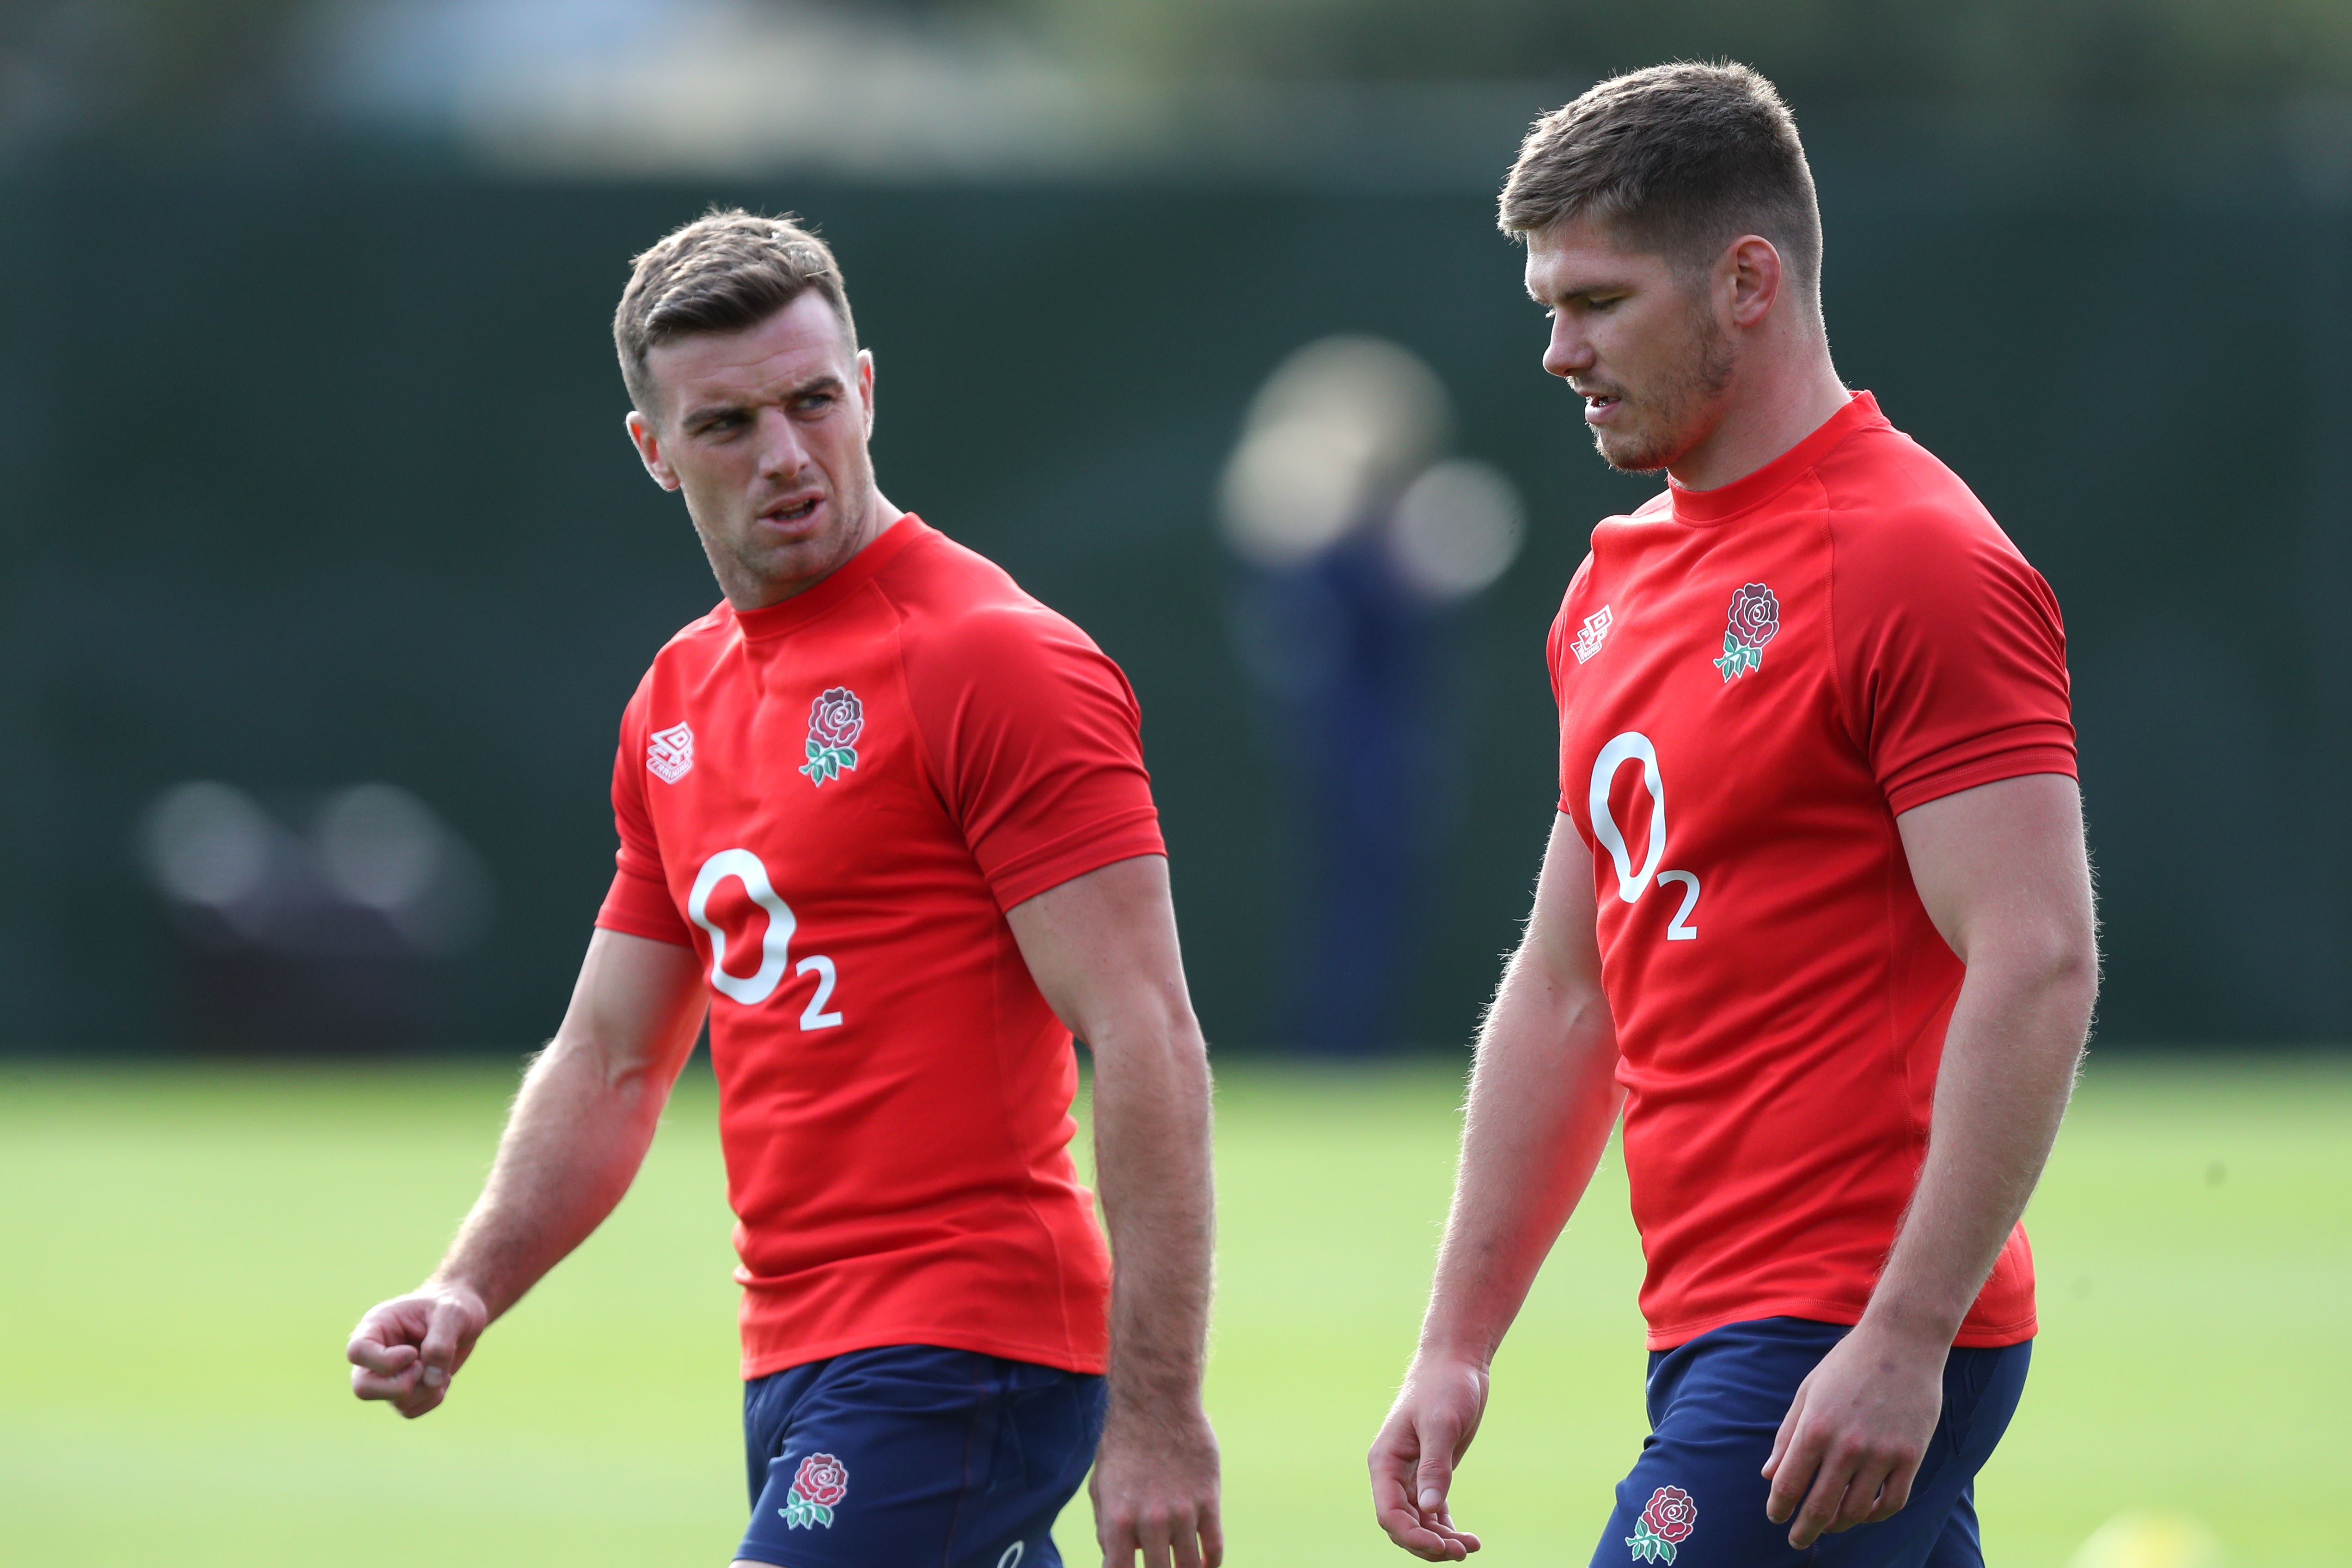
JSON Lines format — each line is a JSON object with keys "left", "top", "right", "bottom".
{"left": 1592, "top": 1318, "right": 2031, "bottom": 1568}
{"left": 736, "top": 1344, "right": 1106, "bottom": 1568}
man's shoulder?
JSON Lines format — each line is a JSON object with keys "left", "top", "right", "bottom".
{"left": 875, "top": 527, "right": 1109, "bottom": 674}
{"left": 1819, "top": 423, "right": 2004, "bottom": 545}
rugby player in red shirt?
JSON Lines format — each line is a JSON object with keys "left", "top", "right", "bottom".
{"left": 348, "top": 211, "right": 1221, "bottom": 1568}
{"left": 1369, "top": 65, "right": 2099, "bottom": 1567}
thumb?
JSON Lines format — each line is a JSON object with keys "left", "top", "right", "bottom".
{"left": 416, "top": 1297, "right": 473, "bottom": 1389}
{"left": 1413, "top": 1427, "right": 1458, "bottom": 1517}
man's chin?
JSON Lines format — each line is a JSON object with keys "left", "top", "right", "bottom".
{"left": 1593, "top": 428, "right": 1675, "bottom": 475}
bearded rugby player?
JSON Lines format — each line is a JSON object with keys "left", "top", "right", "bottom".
{"left": 1370, "top": 64, "right": 2097, "bottom": 1568}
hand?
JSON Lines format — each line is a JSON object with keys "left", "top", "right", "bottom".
{"left": 1368, "top": 1353, "right": 1488, "bottom": 1561}
{"left": 346, "top": 1281, "right": 489, "bottom": 1419}
{"left": 1762, "top": 1321, "right": 1946, "bottom": 1549}
{"left": 1090, "top": 1396, "right": 1222, "bottom": 1568}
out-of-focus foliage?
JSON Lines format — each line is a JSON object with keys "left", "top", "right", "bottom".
{"left": 978, "top": 0, "right": 2348, "bottom": 101}
{"left": 0, "top": 0, "right": 314, "bottom": 156}
{"left": 5, "top": 0, "right": 2348, "bottom": 165}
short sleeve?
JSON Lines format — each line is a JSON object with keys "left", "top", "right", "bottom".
{"left": 595, "top": 685, "right": 694, "bottom": 946}
{"left": 904, "top": 604, "right": 1165, "bottom": 911}
{"left": 1830, "top": 502, "right": 2076, "bottom": 817}
{"left": 1548, "top": 553, "right": 1595, "bottom": 811}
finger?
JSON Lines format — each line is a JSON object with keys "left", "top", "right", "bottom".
{"left": 1372, "top": 1472, "right": 1460, "bottom": 1560}
{"left": 1788, "top": 1454, "right": 1857, "bottom": 1550}
{"left": 1763, "top": 1420, "right": 1822, "bottom": 1524}
{"left": 350, "top": 1362, "right": 420, "bottom": 1402}
{"left": 416, "top": 1299, "right": 470, "bottom": 1391}
{"left": 1136, "top": 1510, "right": 1175, "bottom": 1568}
{"left": 1761, "top": 1379, "right": 1808, "bottom": 1481}
{"left": 1827, "top": 1462, "right": 1891, "bottom": 1535}
{"left": 1864, "top": 1452, "right": 1920, "bottom": 1524}
{"left": 1171, "top": 1509, "right": 1205, "bottom": 1568}
{"left": 347, "top": 1337, "right": 418, "bottom": 1375}
{"left": 1199, "top": 1498, "right": 1225, "bottom": 1568}
{"left": 1412, "top": 1423, "right": 1460, "bottom": 1522}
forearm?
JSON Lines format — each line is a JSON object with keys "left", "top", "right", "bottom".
{"left": 1089, "top": 1001, "right": 1216, "bottom": 1411}
{"left": 433, "top": 1030, "right": 681, "bottom": 1318}
{"left": 1419, "top": 946, "right": 1620, "bottom": 1367}
{"left": 1863, "top": 952, "right": 2094, "bottom": 1345}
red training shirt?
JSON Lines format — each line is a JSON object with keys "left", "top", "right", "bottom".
{"left": 1548, "top": 393, "right": 2074, "bottom": 1351}
{"left": 596, "top": 515, "right": 1162, "bottom": 1379}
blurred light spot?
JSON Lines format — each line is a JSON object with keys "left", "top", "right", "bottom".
{"left": 1220, "top": 336, "right": 1450, "bottom": 568}
{"left": 1387, "top": 458, "right": 1525, "bottom": 600}
{"left": 317, "top": 784, "right": 443, "bottom": 910}
{"left": 316, "top": 783, "right": 493, "bottom": 954}
{"left": 2066, "top": 1514, "right": 2223, "bottom": 1568}
{"left": 141, "top": 782, "right": 274, "bottom": 908}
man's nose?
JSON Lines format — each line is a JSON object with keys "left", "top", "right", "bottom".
{"left": 1543, "top": 317, "right": 1594, "bottom": 380}
{"left": 754, "top": 406, "right": 808, "bottom": 477}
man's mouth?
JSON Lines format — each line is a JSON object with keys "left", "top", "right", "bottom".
{"left": 1580, "top": 390, "right": 1624, "bottom": 424}
{"left": 764, "top": 494, "right": 822, "bottom": 525}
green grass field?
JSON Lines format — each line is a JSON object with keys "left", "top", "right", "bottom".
{"left": 2, "top": 1053, "right": 2345, "bottom": 1566}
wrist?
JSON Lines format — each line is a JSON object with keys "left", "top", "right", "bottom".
{"left": 1412, "top": 1332, "right": 1497, "bottom": 1375}
{"left": 1852, "top": 1298, "right": 1962, "bottom": 1357}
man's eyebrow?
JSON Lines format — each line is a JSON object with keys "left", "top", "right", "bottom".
{"left": 681, "top": 372, "right": 846, "bottom": 428}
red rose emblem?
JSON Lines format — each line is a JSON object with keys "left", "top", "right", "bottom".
{"left": 1725, "top": 583, "right": 1780, "bottom": 650}
{"left": 809, "top": 688, "right": 864, "bottom": 750}
{"left": 792, "top": 1452, "right": 849, "bottom": 1508}
{"left": 1642, "top": 1485, "right": 1697, "bottom": 1544}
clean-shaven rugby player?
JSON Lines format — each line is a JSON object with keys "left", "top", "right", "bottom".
{"left": 1369, "top": 64, "right": 2098, "bottom": 1568}
{"left": 349, "top": 210, "right": 1222, "bottom": 1568}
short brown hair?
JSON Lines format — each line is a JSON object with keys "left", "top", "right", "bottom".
{"left": 1499, "top": 62, "right": 1821, "bottom": 295}
{"left": 613, "top": 208, "right": 857, "bottom": 414}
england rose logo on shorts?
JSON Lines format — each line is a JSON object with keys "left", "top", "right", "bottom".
{"left": 779, "top": 1452, "right": 848, "bottom": 1530}
{"left": 1713, "top": 582, "right": 1780, "bottom": 682}
{"left": 1625, "top": 1484, "right": 1696, "bottom": 1563}
{"left": 799, "top": 687, "right": 863, "bottom": 786}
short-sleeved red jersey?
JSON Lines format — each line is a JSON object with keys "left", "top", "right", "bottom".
{"left": 1548, "top": 393, "right": 2074, "bottom": 1351}
{"left": 596, "top": 515, "right": 1162, "bottom": 1379}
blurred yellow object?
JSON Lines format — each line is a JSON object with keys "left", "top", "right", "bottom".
{"left": 2066, "top": 1513, "right": 2225, "bottom": 1568}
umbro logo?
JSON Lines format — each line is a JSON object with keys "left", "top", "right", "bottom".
{"left": 1572, "top": 605, "right": 1613, "bottom": 664}
{"left": 647, "top": 722, "right": 694, "bottom": 783}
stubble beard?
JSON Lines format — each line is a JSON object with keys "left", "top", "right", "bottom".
{"left": 696, "top": 470, "right": 876, "bottom": 609}
{"left": 1592, "top": 304, "right": 1736, "bottom": 475}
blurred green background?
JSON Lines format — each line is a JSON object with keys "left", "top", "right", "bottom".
{"left": 4, "top": 1054, "right": 2346, "bottom": 1565}
{"left": 2, "top": 3, "right": 2349, "bottom": 1565}
{"left": 1, "top": 0, "right": 2348, "bottom": 1050}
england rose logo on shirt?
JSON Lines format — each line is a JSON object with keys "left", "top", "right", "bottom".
{"left": 779, "top": 1452, "right": 848, "bottom": 1530}
{"left": 1713, "top": 582, "right": 1780, "bottom": 682}
{"left": 799, "top": 687, "right": 863, "bottom": 786}
{"left": 1625, "top": 1485, "right": 1696, "bottom": 1563}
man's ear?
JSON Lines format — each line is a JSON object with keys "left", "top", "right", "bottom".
{"left": 1724, "top": 235, "right": 1784, "bottom": 329}
{"left": 857, "top": 348, "right": 877, "bottom": 438}
{"left": 625, "top": 410, "right": 682, "bottom": 492}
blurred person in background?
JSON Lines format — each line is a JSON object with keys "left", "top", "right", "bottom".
{"left": 1218, "top": 337, "right": 1524, "bottom": 1056}
{"left": 1369, "top": 64, "right": 2098, "bottom": 1566}
{"left": 345, "top": 210, "right": 1221, "bottom": 1568}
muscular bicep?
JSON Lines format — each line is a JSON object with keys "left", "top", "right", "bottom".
{"left": 555, "top": 927, "right": 709, "bottom": 1087}
{"left": 1895, "top": 773, "right": 2096, "bottom": 975}
{"left": 1003, "top": 854, "right": 1189, "bottom": 1048}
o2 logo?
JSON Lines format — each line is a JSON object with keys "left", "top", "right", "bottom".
{"left": 685, "top": 848, "right": 843, "bottom": 1028}
{"left": 1587, "top": 732, "right": 1700, "bottom": 942}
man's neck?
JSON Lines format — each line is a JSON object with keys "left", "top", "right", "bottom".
{"left": 1667, "top": 351, "right": 1851, "bottom": 494}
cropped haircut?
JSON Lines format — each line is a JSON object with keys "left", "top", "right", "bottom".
{"left": 1499, "top": 62, "right": 1822, "bottom": 297}
{"left": 614, "top": 208, "right": 857, "bottom": 415}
